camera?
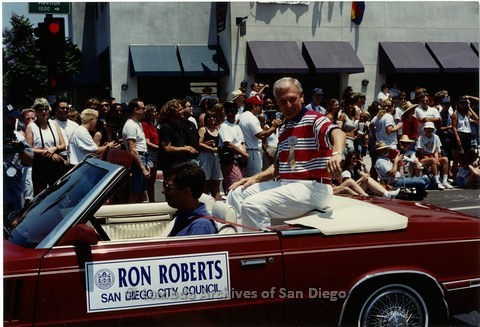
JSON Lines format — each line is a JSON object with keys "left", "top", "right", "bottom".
{"left": 3, "top": 135, "right": 24, "bottom": 155}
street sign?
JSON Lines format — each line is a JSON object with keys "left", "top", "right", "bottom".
{"left": 29, "top": 3, "right": 70, "bottom": 14}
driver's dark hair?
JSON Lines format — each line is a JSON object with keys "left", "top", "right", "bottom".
{"left": 166, "top": 162, "right": 205, "bottom": 199}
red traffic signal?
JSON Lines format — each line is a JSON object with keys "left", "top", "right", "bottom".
{"left": 48, "top": 22, "right": 61, "bottom": 34}
{"left": 44, "top": 17, "right": 65, "bottom": 43}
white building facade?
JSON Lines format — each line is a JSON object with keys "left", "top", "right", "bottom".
{"left": 71, "top": 1, "right": 479, "bottom": 107}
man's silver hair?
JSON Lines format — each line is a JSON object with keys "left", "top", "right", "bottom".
{"left": 273, "top": 77, "right": 303, "bottom": 98}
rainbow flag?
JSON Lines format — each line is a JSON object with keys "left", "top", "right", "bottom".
{"left": 351, "top": 1, "right": 365, "bottom": 25}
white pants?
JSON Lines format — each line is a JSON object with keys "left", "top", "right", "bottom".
{"left": 227, "top": 179, "right": 333, "bottom": 229}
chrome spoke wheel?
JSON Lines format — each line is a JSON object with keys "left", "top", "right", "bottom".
{"left": 360, "top": 286, "right": 427, "bottom": 327}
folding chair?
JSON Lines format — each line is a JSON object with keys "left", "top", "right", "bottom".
{"left": 375, "top": 167, "right": 424, "bottom": 201}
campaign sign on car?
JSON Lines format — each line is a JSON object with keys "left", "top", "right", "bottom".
{"left": 85, "top": 252, "right": 230, "bottom": 312}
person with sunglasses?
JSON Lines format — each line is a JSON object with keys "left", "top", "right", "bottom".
{"left": 415, "top": 93, "right": 441, "bottom": 138}
{"left": 53, "top": 97, "right": 78, "bottom": 168}
{"left": 25, "top": 97, "right": 67, "bottom": 195}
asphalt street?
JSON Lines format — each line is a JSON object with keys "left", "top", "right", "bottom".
{"left": 423, "top": 186, "right": 480, "bottom": 218}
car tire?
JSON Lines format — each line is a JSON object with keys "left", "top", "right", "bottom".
{"left": 356, "top": 284, "right": 428, "bottom": 327}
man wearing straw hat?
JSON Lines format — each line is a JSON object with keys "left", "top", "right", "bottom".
{"left": 399, "top": 134, "right": 423, "bottom": 177}
{"left": 375, "top": 141, "right": 429, "bottom": 200}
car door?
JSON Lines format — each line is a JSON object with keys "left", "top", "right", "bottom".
{"left": 34, "top": 232, "right": 284, "bottom": 325}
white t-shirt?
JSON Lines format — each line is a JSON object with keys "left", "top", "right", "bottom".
{"left": 375, "top": 113, "right": 397, "bottom": 148}
{"left": 238, "top": 111, "right": 263, "bottom": 150}
{"left": 68, "top": 125, "right": 98, "bottom": 165}
{"left": 218, "top": 120, "right": 244, "bottom": 157}
{"left": 122, "top": 118, "right": 148, "bottom": 152}
{"left": 265, "top": 128, "right": 279, "bottom": 148}
{"left": 415, "top": 106, "right": 440, "bottom": 136}
{"left": 54, "top": 119, "right": 79, "bottom": 145}
{"left": 55, "top": 118, "right": 79, "bottom": 156}
{"left": 374, "top": 155, "right": 396, "bottom": 185}
{"left": 417, "top": 133, "right": 442, "bottom": 155}
{"left": 377, "top": 92, "right": 390, "bottom": 101}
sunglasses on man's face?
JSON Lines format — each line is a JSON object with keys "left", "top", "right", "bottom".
{"left": 163, "top": 182, "right": 182, "bottom": 192}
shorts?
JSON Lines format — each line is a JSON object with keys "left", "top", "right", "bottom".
{"left": 418, "top": 153, "right": 434, "bottom": 160}
{"left": 130, "top": 153, "right": 148, "bottom": 193}
{"left": 147, "top": 149, "right": 158, "bottom": 168}
{"left": 456, "top": 132, "right": 472, "bottom": 152}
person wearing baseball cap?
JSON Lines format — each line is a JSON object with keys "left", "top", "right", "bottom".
{"left": 238, "top": 96, "right": 282, "bottom": 177}
{"left": 306, "top": 87, "right": 326, "bottom": 115}
{"left": 417, "top": 122, "right": 453, "bottom": 190}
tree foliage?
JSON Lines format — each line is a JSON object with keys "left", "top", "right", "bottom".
{"left": 3, "top": 13, "right": 82, "bottom": 109}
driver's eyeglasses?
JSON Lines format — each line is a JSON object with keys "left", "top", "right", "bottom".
{"left": 163, "top": 182, "right": 180, "bottom": 192}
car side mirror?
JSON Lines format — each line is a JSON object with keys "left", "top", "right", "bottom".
{"left": 58, "top": 224, "right": 98, "bottom": 246}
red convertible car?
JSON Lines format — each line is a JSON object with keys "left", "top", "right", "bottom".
{"left": 4, "top": 152, "right": 480, "bottom": 326}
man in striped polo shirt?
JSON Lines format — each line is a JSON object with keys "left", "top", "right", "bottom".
{"left": 227, "top": 77, "right": 346, "bottom": 229}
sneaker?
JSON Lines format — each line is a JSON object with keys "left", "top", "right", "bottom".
{"left": 443, "top": 181, "right": 454, "bottom": 189}
{"left": 437, "top": 182, "right": 445, "bottom": 190}
{"left": 388, "top": 188, "right": 401, "bottom": 199}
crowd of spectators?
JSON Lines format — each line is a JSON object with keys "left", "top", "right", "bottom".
{"left": 3, "top": 81, "right": 479, "bottom": 218}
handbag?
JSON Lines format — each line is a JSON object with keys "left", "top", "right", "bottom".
{"left": 218, "top": 145, "right": 235, "bottom": 164}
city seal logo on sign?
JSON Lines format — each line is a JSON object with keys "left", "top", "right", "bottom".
{"left": 94, "top": 269, "right": 115, "bottom": 290}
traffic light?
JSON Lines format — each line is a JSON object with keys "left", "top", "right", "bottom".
{"left": 44, "top": 16, "right": 65, "bottom": 61}
{"left": 34, "top": 16, "right": 65, "bottom": 66}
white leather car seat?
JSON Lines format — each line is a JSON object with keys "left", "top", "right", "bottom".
{"left": 211, "top": 201, "right": 237, "bottom": 224}
{"left": 199, "top": 193, "right": 215, "bottom": 212}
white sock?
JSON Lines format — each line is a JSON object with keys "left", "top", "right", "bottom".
{"left": 442, "top": 175, "right": 448, "bottom": 183}
{"left": 383, "top": 191, "right": 390, "bottom": 198}
{"left": 435, "top": 174, "right": 440, "bottom": 183}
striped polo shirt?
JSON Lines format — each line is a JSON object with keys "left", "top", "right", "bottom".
{"left": 277, "top": 108, "right": 338, "bottom": 180}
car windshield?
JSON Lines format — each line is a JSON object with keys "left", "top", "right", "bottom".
{"left": 5, "top": 163, "right": 109, "bottom": 248}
